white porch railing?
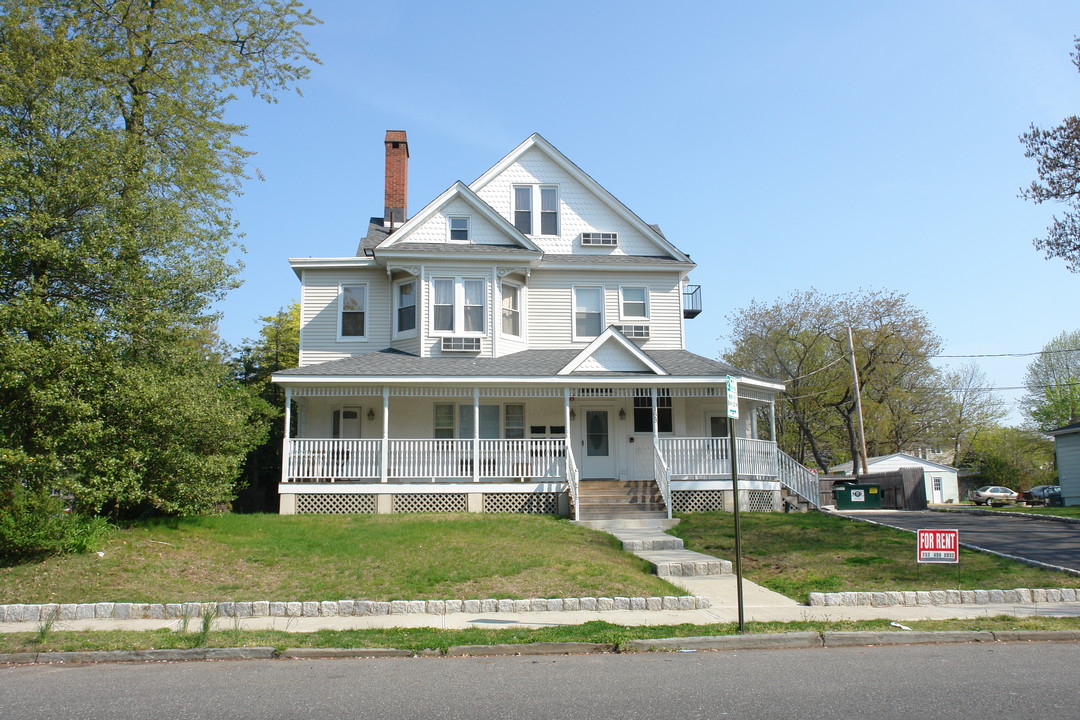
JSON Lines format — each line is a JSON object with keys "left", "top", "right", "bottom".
{"left": 285, "top": 438, "right": 567, "bottom": 482}
{"left": 657, "top": 437, "right": 778, "bottom": 479}
{"left": 652, "top": 438, "right": 673, "bottom": 519}
{"left": 777, "top": 449, "right": 820, "bottom": 508}
{"left": 565, "top": 447, "right": 580, "bottom": 521}
{"left": 288, "top": 439, "right": 382, "bottom": 481}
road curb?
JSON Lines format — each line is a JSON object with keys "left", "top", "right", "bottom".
{"left": 623, "top": 631, "right": 822, "bottom": 652}
{"left": 932, "top": 507, "right": 1080, "bottom": 525}
{"left": 445, "top": 641, "right": 616, "bottom": 656}
{"left": 822, "top": 630, "right": 994, "bottom": 646}
{"left": 3, "top": 632, "right": 1080, "bottom": 665}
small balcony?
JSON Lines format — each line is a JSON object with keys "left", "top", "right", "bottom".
{"left": 683, "top": 284, "right": 702, "bottom": 319}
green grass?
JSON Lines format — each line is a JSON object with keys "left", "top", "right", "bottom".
{"left": 3, "top": 616, "right": 1079, "bottom": 655}
{"left": 669, "top": 511, "right": 1080, "bottom": 602}
{"left": 0, "top": 513, "right": 680, "bottom": 604}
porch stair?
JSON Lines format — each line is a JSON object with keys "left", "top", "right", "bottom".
{"left": 603, "top": 527, "right": 733, "bottom": 577}
{"left": 574, "top": 480, "right": 669, "bottom": 523}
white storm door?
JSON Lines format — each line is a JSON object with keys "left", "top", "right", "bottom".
{"left": 580, "top": 408, "right": 616, "bottom": 479}
{"left": 931, "top": 476, "right": 943, "bottom": 503}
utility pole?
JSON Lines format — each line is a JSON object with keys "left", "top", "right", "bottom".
{"left": 847, "top": 326, "right": 870, "bottom": 475}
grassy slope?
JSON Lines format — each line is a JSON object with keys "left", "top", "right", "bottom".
{"left": 0, "top": 514, "right": 680, "bottom": 604}
{"left": 669, "top": 511, "right": 1080, "bottom": 601}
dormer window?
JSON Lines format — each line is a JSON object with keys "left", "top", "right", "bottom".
{"left": 449, "top": 216, "right": 470, "bottom": 242}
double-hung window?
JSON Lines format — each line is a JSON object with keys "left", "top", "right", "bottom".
{"left": 513, "top": 186, "right": 532, "bottom": 234}
{"left": 539, "top": 187, "right": 558, "bottom": 235}
{"left": 633, "top": 391, "right": 673, "bottom": 433}
{"left": 432, "top": 277, "right": 487, "bottom": 335}
{"left": 620, "top": 287, "right": 649, "bottom": 320}
{"left": 449, "top": 216, "right": 469, "bottom": 242}
{"left": 573, "top": 286, "right": 604, "bottom": 339}
{"left": 513, "top": 185, "right": 559, "bottom": 236}
{"left": 433, "top": 404, "right": 455, "bottom": 438}
{"left": 395, "top": 280, "right": 416, "bottom": 334}
{"left": 501, "top": 283, "right": 521, "bottom": 337}
{"left": 339, "top": 284, "right": 367, "bottom": 339}
{"left": 435, "top": 403, "right": 525, "bottom": 439}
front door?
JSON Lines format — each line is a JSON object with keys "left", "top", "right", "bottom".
{"left": 931, "top": 476, "right": 944, "bottom": 503}
{"left": 580, "top": 407, "right": 616, "bottom": 479}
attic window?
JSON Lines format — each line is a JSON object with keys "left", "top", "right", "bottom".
{"left": 582, "top": 232, "right": 618, "bottom": 246}
{"left": 449, "top": 216, "right": 470, "bottom": 242}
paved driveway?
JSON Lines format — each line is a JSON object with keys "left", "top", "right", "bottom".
{"left": 835, "top": 510, "right": 1080, "bottom": 572}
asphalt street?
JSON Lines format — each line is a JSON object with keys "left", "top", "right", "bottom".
{"left": 838, "top": 510, "right": 1080, "bottom": 572}
{"left": 2, "top": 642, "right": 1078, "bottom": 720}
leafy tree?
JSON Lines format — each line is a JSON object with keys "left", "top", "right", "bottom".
{"left": 1020, "top": 35, "right": 1080, "bottom": 272}
{"left": 1022, "top": 329, "right": 1080, "bottom": 431}
{"left": 233, "top": 303, "right": 300, "bottom": 512}
{"left": 940, "top": 361, "right": 1007, "bottom": 460}
{"left": 0, "top": 2, "right": 317, "bottom": 515}
{"left": 964, "top": 426, "right": 1057, "bottom": 490}
{"left": 724, "top": 289, "right": 943, "bottom": 471}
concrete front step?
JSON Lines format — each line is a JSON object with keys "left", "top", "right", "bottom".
{"left": 638, "top": 549, "right": 733, "bottom": 577}
{"left": 573, "top": 518, "right": 681, "bottom": 531}
{"left": 604, "top": 528, "right": 685, "bottom": 552}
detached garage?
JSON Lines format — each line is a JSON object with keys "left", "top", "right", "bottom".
{"left": 1047, "top": 422, "right": 1080, "bottom": 506}
{"left": 829, "top": 453, "right": 960, "bottom": 504}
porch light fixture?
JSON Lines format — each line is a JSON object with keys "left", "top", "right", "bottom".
{"left": 569, "top": 409, "right": 576, "bottom": 421}
{"left": 367, "top": 409, "right": 375, "bottom": 421}
{"left": 619, "top": 408, "right": 626, "bottom": 420}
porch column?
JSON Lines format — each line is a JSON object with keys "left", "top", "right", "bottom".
{"left": 380, "top": 386, "right": 389, "bottom": 483}
{"left": 473, "top": 387, "right": 480, "bottom": 482}
{"left": 650, "top": 386, "right": 659, "bottom": 447}
{"left": 769, "top": 399, "right": 776, "bottom": 442}
{"left": 563, "top": 387, "right": 572, "bottom": 462}
{"left": 280, "top": 387, "right": 292, "bottom": 484}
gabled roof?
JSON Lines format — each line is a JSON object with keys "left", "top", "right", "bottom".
{"left": 469, "top": 134, "right": 693, "bottom": 264}
{"left": 1048, "top": 422, "right": 1080, "bottom": 436}
{"left": 558, "top": 327, "right": 667, "bottom": 376}
{"left": 830, "top": 453, "right": 957, "bottom": 474}
{"left": 377, "top": 181, "right": 542, "bottom": 253}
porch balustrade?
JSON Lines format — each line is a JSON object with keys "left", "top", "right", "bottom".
{"left": 657, "top": 437, "right": 778, "bottom": 479}
{"left": 285, "top": 438, "right": 567, "bottom": 482}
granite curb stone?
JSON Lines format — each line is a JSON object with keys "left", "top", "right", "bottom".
{"left": 823, "top": 630, "right": 995, "bottom": 646}
{"left": 625, "top": 632, "right": 823, "bottom": 652}
{"left": 808, "top": 588, "right": 1080, "bottom": 607}
{"left": 446, "top": 642, "right": 616, "bottom": 657}
{"left": 0, "top": 594, "right": 711, "bottom": 625}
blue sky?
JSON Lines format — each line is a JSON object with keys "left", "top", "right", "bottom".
{"left": 220, "top": 0, "right": 1080, "bottom": 424}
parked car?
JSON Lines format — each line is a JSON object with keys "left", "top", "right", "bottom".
{"left": 969, "top": 486, "right": 1018, "bottom": 506}
{"left": 1045, "top": 487, "right": 1064, "bottom": 507}
{"left": 1021, "top": 485, "right": 1061, "bottom": 505}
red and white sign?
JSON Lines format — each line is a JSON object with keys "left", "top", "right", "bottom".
{"left": 917, "top": 529, "right": 959, "bottom": 563}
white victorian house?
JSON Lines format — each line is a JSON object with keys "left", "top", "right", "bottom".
{"left": 271, "top": 132, "right": 818, "bottom": 519}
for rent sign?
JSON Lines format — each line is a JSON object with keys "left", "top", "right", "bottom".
{"left": 917, "top": 529, "right": 959, "bottom": 563}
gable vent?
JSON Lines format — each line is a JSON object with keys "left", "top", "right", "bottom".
{"left": 581, "top": 232, "right": 618, "bottom": 246}
{"left": 441, "top": 337, "right": 481, "bottom": 353}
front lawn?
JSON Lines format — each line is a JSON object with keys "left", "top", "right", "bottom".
{"left": 669, "top": 511, "right": 1080, "bottom": 602}
{"left": 0, "top": 513, "right": 680, "bottom": 604}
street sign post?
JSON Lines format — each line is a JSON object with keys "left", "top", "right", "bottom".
{"left": 917, "top": 529, "right": 959, "bottom": 563}
{"left": 727, "top": 374, "right": 744, "bottom": 631}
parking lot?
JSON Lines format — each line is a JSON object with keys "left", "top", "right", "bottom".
{"left": 834, "top": 510, "right": 1080, "bottom": 573}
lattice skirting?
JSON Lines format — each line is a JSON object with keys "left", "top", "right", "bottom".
{"left": 483, "top": 492, "right": 560, "bottom": 514}
{"left": 296, "top": 494, "right": 377, "bottom": 514}
{"left": 672, "top": 490, "right": 726, "bottom": 512}
{"left": 392, "top": 493, "right": 468, "bottom": 513}
{"left": 671, "top": 489, "right": 780, "bottom": 513}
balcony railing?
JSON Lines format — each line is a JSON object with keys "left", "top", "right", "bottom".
{"left": 683, "top": 284, "right": 702, "bottom": 319}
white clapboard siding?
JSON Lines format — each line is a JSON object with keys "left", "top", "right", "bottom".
{"left": 473, "top": 146, "right": 670, "bottom": 256}
{"left": 1055, "top": 433, "right": 1080, "bottom": 504}
{"left": 299, "top": 268, "right": 391, "bottom": 366}
{"left": 526, "top": 269, "right": 684, "bottom": 350}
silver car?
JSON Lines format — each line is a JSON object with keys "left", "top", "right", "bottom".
{"left": 969, "top": 486, "right": 1018, "bottom": 506}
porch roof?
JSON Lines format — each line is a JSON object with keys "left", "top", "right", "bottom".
{"left": 273, "top": 347, "right": 782, "bottom": 389}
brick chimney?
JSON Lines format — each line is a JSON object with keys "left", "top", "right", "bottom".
{"left": 384, "top": 130, "right": 408, "bottom": 228}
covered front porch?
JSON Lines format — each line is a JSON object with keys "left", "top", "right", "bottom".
{"left": 275, "top": 382, "right": 817, "bottom": 518}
